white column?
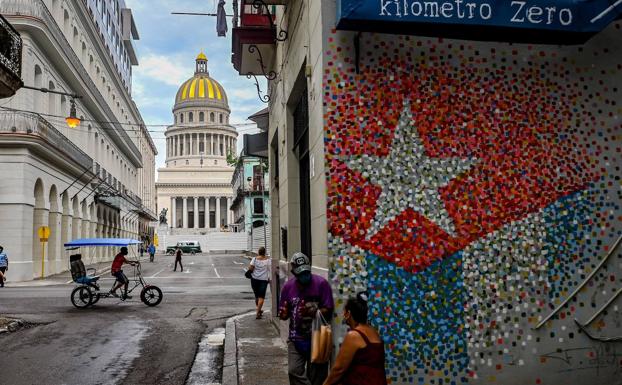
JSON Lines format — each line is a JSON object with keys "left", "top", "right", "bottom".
{"left": 182, "top": 197, "right": 188, "bottom": 228}
{"left": 210, "top": 134, "right": 214, "bottom": 155}
{"left": 216, "top": 197, "right": 221, "bottom": 230}
{"left": 171, "top": 197, "right": 177, "bottom": 228}
{"left": 227, "top": 197, "right": 232, "bottom": 226}
{"left": 193, "top": 197, "right": 199, "bottom": 229}
{"left": 190, "top": 133, "right": 194, "bottom": 156}
{"left": 203, "top": 197, "right": 209, "bottom": 229}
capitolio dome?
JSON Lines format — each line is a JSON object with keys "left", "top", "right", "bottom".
{"left": 174, "top": 52, "right": 229, "bottom": 110}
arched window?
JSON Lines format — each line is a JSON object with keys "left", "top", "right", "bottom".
{"left": 210, "top": 112, "right": 215, "bottom": 122}
{"left": 199, "top": 112, "right": 204, "bottom": 122}
{"left": 189, "top": 112, "right": 193, "bottom": 122}
{"left": 48, "top": 81, "right": 56, "bottom": 115}
{"left": 219, "top": 114, "right": 223, "bottom": 123}
{"left": 180, "top": 114, "right": 184, "bottom": 123}
{"left": 34, "top": 65, "right": 42, "bottom": 109}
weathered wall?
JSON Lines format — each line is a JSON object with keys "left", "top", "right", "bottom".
{"left": 323, "top": 14, "right": 622, "bottom": 385}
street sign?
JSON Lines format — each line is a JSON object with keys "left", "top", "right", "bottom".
{"left": 336, "top": 0, "right": 622, "bottom": 43}
{"left": 38, "top": 226, "right": 50, "bottom": 240}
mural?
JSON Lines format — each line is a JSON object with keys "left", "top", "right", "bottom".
{"left": 324, "top": 25, "right": 622, "bottom": 384}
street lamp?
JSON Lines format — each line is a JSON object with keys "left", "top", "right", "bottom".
{"left": 22, "top": 85, "right": 82, "bottom": 128}
{"left": 65, "top": 98, "right": 81, "bottom": 128}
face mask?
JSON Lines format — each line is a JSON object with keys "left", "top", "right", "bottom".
{"left": 297, "top": 271, "right": 312, "bottom": 286}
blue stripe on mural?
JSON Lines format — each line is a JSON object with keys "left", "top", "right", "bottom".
{"left": 366, "top": 251, "right": 469, "bottom": 384}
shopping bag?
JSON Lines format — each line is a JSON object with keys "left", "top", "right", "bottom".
{"left": 310, "top": 310, "right": 332, "bottom": 363}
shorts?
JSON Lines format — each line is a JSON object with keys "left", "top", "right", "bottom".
{"left": 112, "top": 270, "right": 128, "bottom": 284}
{"left": 251, "top": 278, "right": 269, "bottom": 299}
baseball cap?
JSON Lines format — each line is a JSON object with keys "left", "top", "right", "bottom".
{"left": 290, "top": 252, "right": 311, "bottom": 275}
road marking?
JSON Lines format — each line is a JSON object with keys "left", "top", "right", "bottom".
{"left": 312, "top": 266, "right": 329, "bottom": 271}
{"left": 212, "top": 264, "right": 221, "bottom": 278}
{"left": 148, "top": 267, "right": 167, "bottom": 279}
{"left": 232, "top": 261, "right": 244, "bottom": 265}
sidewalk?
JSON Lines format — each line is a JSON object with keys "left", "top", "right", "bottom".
{"left": 223, "top": 311, "right": 288, "bottom": 385}
{"left": 6, "top": 261, "right": 112, "bottom": 287}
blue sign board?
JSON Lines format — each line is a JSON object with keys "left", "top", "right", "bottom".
{"left": 337, "top": 0, "right": 622, "bottom": 43}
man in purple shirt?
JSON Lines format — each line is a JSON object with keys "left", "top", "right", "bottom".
{"left": 279, "top": 252, "right": 334, "bottom": 385}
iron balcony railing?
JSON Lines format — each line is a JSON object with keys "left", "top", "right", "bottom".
{"left": 0, "top": 14, "right": 23, "bottom": 97}
{"left": 0, "top": 110, "right": 93, "bottom": 170}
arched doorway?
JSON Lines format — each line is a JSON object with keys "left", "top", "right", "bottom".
{"left": 32, "top": 179, "right": 48, "bottom": 278}
{"left": 48, "top": 185, "right": 61, "bottom": 275}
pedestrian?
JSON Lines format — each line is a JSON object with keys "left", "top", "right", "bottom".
{"left": 174, "top": 246, "right": 183, "bottom": 272}
{"left": 0, "top": 245, "right": 8, "bottom": 288}
{"left": 247, "top": 246, "right": 271, "bottom": 319}
{"left": 323, "top": 292, "right": 386, "bottom": 385}
{"left": 279, "top": 252, "right": 334, "bottom": 385}
{"left": 139, "top": 245, "right": 144, "bottom": 258}
{"left": 148, "top": 243, "right": 156, "bottom": 262}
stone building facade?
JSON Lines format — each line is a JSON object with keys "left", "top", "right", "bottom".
{"left": 156, "top": 54, "right": 237, "bottom": 234}
{"left": 0, "top": 0, "right": 157, "bottom": 282}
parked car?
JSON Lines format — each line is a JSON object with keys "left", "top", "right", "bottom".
{"left": 166, "top": 241, "right": 202, "bottom": 255}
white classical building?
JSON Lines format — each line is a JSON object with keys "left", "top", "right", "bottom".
{"left": 0, "top": 0, "right": 157, "bottom": 281}
{"left": 156, "top": 53, "right": 237, "bottom": 234}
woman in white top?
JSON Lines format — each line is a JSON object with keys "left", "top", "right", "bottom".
{"left": 248, "top": 247, "right": 271, "bottom": 319}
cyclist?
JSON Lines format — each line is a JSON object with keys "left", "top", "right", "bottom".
{"left": 109, "top": 247, "right": 137, "bottom": 300}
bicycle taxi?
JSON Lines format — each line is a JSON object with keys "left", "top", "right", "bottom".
{"left": 64, "top": 238, "right": 163, "bottom": 309}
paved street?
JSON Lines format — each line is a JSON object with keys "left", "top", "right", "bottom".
{"left": 0, "top": 253, "right": 260, "bottom": 385}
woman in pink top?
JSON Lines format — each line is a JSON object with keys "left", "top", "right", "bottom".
{"left": 323, "top": 292, "right": 387, "bottom": 385}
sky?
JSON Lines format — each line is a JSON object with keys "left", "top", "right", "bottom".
{"left": 125, "top": 0, "right": 266, "bottom": 172}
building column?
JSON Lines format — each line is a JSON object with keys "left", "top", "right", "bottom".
{"left": 171, "top": 197, "right": 177, "bottom": 228}
{"left": 190, "top": 133, "right": 194, "bottom": 156}
{"left": 209, "top": 134, "right": 213, "bottom": 155}
{"left": 182, "top": 197, "right": 188, "bottom": 228}
{"left": 193, "top": 197, "right": 199, "bottom": 229}
{"left": 216, "top": 197, "right": 221, "bottom": 231}
{"left": 227, "top": 197, "right": 232, "bottom": 227}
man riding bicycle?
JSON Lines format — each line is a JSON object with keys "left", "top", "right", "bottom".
{"left": 110, "top": 247, "right": 137, "bottom": 300}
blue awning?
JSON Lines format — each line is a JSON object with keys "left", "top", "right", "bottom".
{"left": 64, "top": 238, "right": 142, "bottom": 248}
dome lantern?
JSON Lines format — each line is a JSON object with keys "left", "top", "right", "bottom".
{"left": 196, "top": 52, "right": 209, "bottom": 75}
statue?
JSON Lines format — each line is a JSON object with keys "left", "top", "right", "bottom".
{"left": 159, "top": 208, "right": 168, "bottom": 225}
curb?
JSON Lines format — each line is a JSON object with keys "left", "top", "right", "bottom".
{"left": 222, "top": 315, "right": 238, "bottom": 385}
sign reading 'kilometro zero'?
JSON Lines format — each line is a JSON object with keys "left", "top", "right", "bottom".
{"left": 336, "top": 0, "right": 622, "bottom": 44}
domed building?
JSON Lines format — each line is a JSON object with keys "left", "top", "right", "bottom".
{"left": 156, "top": 53, "right": 238, "bottom": 233}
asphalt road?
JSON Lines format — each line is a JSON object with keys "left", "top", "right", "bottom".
{"left": 0, "top": 253, "right": 259, "bottom": 385}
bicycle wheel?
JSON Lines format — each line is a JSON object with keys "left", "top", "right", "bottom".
{"left": 71, "top": 286, "right": 93, "bottom": 309}
{"left": 140, "top": 285, "right": 163, "bottom": 307}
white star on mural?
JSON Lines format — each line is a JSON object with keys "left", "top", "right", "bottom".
{"left": 346, "top": 100, "right": 478, "bottom": 237}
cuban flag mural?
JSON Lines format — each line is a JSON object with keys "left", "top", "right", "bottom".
{"left": 324, "top": 24, "right": 622, "bottom": 385}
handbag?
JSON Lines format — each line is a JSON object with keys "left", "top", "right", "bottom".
{"left": 244, "top": 269, "right": 252, "bottom": 279}
{"left": 311, "top": 310, "right": 332, "bottom": 363}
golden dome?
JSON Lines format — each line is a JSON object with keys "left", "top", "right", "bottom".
{"left": 174, "top": 52, "right": 228, "bottom": 106}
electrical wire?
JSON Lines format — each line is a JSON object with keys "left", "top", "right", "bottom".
{"left": 0, "top": 105, "right": 258, "bottom": 132}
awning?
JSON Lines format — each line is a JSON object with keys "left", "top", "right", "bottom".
{"left": 64, "top": 238, "right": 142, "bottom": 248}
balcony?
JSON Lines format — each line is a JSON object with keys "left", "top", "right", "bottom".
{"left": 0, "top": 110, "right": 93, "bottom": 170}
{"left": 0, "top": 14, "right": 23, "bottom": 98}
{"left": 232, "top": 0, "right": 285, "bottom": 77}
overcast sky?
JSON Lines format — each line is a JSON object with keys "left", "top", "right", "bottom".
{"left": 125, "top": 0, "right": 266, "bottom": 172}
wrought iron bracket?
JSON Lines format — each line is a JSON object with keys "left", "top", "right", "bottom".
{"left": 252, "top": 0, "right": 288, "bottom": 42}
{"left": 247, "top": 73, "right": 270, "bottom": 103}
{"left": 248, "top": 45, "right": 277, "bottom": 80}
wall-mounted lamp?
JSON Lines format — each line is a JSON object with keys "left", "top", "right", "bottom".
{"left": 65, "top": 99, "right": 81, "bottom": 128}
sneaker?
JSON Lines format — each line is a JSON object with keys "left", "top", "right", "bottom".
{"left": 121, "top": 294, "right": 132, "bottom": 301}
{"left": 109, "top": 291, "right": 119, "bottom": 298}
